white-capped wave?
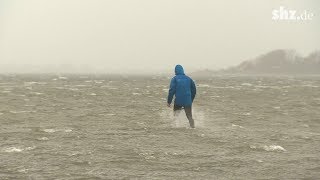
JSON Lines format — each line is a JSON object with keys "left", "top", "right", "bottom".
{"left": 17, "top": 168, "right": 28, "bottom": 173}
{"left": 68, "top": 88, "right": 79, "bottom": 91}
{"left": 65, "top": 129, "right": 72, "bottom": 133}
{"left": 302, "top": 124, "right": 309, "bottom": 128}
{"left": 38, "top": 137, "right": 49, "bottom": 141}
{"left": 30, "top": 92, "right": 43, "bottom": 95}
{"left": 3, "top": 146, "right": 36, "bottom": 153}
{"left": 43, "top": 129, "right": 56, "bottom": 133}
{"left": 211, "top": 86, "right": 236, "bottom": 89}
{"left": 198, "top": 84, "right": 210, "bottom": 87}
{"left": 9, "top": 110, "right": 36, "bottom": 114}
{"left": 301, "top": 84, "right": 318, "bottom": 88}
{"left": 263, "top": 145, "right": 286, "bottom": 152}
{"left": 24, "top": 81, "right": 37, "bottom": 86}
{"left": 43, "top": 128, "right": 72, "bottom": 133}
{"left": 250, "top": 145, "right": 286, "bottom": 152}
{"left": 210, "top": 96, "right": 220, "bottom": 98}
{"left": 75, "top": 84, "right": 88, "bottom": 87}
{"left": 231, "top": 124, "right": 244, "bottom": 128}
{"left": 25, "top": 146, "right": 36, "bottom": 150}
{"left": 3, "top": 147, "right": 23, "bottom": 152}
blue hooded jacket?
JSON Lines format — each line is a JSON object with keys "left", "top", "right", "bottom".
{"left": 167, "top": 65, "right": 196, "bottom": 106}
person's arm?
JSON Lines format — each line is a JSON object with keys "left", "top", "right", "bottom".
{"left": 191, "top": 79, "right": 196, "bottom": 102}
{"left": 167, "top": 77, "right": 176, "bottom": 105}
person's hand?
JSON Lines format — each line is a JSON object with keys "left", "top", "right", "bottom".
{"left": 167, "top": 103, "right": 171, "bottom": 107}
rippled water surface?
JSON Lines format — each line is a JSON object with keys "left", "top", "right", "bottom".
{"left": 0, "top": 74, "right": 319, "bottom": 179}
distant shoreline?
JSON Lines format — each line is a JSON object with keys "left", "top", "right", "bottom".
{"left": 1, "top": 73, "right": 320, "bottom": 77}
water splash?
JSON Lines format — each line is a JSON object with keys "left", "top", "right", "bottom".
{"left": 159, "top": 106, "right": 206, "bottom": 128}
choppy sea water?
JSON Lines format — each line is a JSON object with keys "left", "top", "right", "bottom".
{"left": 0, "top": 74, "right": 319, "bottom": 179}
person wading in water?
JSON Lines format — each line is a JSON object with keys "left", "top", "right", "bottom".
{"left": 167, "top": 65, "right": 197, "bottom": 128}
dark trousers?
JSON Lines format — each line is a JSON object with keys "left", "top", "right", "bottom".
{"left": 173, "top": 104, "right": 195, "bottom": 128}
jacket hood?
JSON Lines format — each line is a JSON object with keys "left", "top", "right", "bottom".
{"left": 175, "top": 65, "right": 185, "bottom": 75}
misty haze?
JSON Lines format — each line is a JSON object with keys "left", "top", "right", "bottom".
{"left": 0, "top": 0, "right": 320, "bottom": 179}
{"left": 1, "top": 0, "right": 319, "bottom": 74}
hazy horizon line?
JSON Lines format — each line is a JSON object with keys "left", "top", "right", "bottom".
{"left": 1, "top": 48, "right": 319, "bottom": 74}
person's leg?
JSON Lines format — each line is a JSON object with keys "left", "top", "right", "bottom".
{"left": 184, "top": 106, "right": 195, "bottom": 128}
{"left": 173, "top": 104, "right": 183, "bottom": 116}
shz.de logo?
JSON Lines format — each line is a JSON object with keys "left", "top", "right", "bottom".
{"left": 272, "top": 6, "right": 314, "bottom": 21}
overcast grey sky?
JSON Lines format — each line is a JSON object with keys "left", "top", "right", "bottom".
{"left": 0, "top": 0, "right": 319, "bottom": 74}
